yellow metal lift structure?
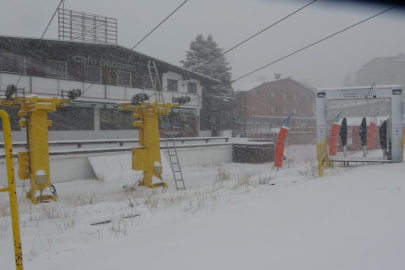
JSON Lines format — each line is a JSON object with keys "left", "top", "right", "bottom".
{"left": 317, "top": 138, "right": 330, "bottom": 177}
{"left": 0, "top": 84, "right": 80, "bottom": 204}
{"left": 0, "top": 110, "right": 24, "bottom": 270}
{"left": 119, "top": 96, "right": 177, "bottom": 188}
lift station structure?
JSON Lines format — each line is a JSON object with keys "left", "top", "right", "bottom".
{"left": 316, "top": 85, "right": 403, "bottom": 163}
{"left": 0, "top": 85, "right": 79, "bottom": 204}
{"left": 119, "top": 94, "right": 179, "bottom": 189}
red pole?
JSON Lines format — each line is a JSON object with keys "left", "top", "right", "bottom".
{"left": 368, "top": 122, "right": 376, "bottom": 149}
{"left": 329, "top": 123, "right": 340, "bottom": 156}
{"left": 274, "top": 126, "right": 289, "bottom": 168}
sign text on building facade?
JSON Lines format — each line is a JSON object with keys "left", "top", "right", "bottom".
{"left": 73, "top": 56, "right": 136, "bottom": 71}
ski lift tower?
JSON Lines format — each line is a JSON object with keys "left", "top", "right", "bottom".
{"left": 316, "top": 85, "right": 403, "bottom": 163}
{"left": 0, "top": 85, "right": 80, "bottom": 204}
{"left": 119, "top": 94, "right": 178, "bottom": 189}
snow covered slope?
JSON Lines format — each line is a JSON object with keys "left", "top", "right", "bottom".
{"left": 1, "top": 157, "right": 405, "bottom": 269}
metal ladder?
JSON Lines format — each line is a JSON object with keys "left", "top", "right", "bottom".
{"left": 148, "top": 60, "right": 186, "bottom": 190}
{"left": 163, "top": 132, "right": 186, "bottom": 190}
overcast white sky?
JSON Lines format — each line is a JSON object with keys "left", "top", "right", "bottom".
{"left": 1, "top": 0, "right": 404, "bottom": 90}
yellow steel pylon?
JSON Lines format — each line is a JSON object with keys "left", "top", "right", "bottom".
{"left": 0, "top": 88, "right": 74, "bottom": 204}
{"left": 120, "top": 101, "right": 178, "bottom": 188}
{"left": 0, "top": 110, "right": 24, "bottom": 270}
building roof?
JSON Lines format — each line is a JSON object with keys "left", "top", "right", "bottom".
{"left": 236, "top": 77, "right": 315, "bottom": 96}
{"left": 357, "top": 53, "right": 405, "bottom": 73}
{"left": 0, "top": 34, "right": 221, "bottom": 84}
{"left": 236, "top": 80, "right": 268, "bottom": 92}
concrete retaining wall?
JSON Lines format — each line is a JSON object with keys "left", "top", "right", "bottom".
{"left": 0, "top": 144, "right": 233, "bottom": 187}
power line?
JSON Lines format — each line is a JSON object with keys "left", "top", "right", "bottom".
{"left": 82, "top": 0, "right": 189, "bottom": 95}
{"left": 130, "top": 0, "right": 189, "bottom": 51}
{"left": 231, "top": 5, "right": 397, "bottom": 83}
{"left": 183, "top": 5, "right": 397, "bottom": 106}
{"left": 190, "top": 0, "right": 317, "bottom": 75}
{"left": 16, "top": 0, "right": 65, "bottom": 86}
{"left": 151, "top": 0, "right": 318, "bottom": 97}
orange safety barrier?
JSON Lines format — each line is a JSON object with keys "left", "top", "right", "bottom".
{"left": 274, "top": 126, "right": 289, "bottom": 168}
{"left": 368, "top": 122, "right": 376, "bottom": 149}
{"left": 329, "top": 123, "right": 340, "bottom": 156}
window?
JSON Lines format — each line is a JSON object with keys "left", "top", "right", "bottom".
{"left": 143, "top": 75, "right": 157, "bottom": 90}
{"left": 187, "top": 82, "right": 197, "bottom": 94}
{"left": 271, "top": 92, "right": 275, "bottom": 99}
{"left": 117, "top": 71, "right": 131, "bottom": 86}
{"left": 84, "top": 66, "right": 101, "bottom": 83}
{"left": 46, "top": 60, "right": 66, "bottom": 78}
{"left": 0, "top": 107, "right": 20, "bottom": 131}
{"left": 49, "top": 107, "right": 94, "bottom": 130}
{"left": 283, "top": 93, "right": 287, "bottom": 100}
{"left": 0, "top": 54, "right": 25, "bottom": 74}
{"left": 282, "top": 107, "right": 287, "bottom": 114}
{"left": 167, "top": 79, "right": 178, "bottom": 92}
{"left": 100, "top": 109, "right": 133, "bottom": 130}
{"left": 271, "top": 106, "right": 276, "bottom": 113}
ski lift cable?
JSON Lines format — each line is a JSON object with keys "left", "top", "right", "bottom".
{"left": 130, "top": 0, "right": 189, "bottom": 51}
{"left": 81, "top": 0, "right": 189, "bottom": 95}
{"left": 15, "top": 0, "right": 65, "bottom": 86}
{"left": 148, "top": 0, "right": 318, "bottom": 100}
{"left": 230, "top": 6, "right": 397, "bottom": 83}
{"left": 180, "top": 5, "right": 397, "bottom": 107}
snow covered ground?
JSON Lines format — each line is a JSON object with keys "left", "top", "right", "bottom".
{"left": 1, "top": 145, "right": 405, "bottom": 269}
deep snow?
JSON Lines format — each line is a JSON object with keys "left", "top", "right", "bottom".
{"left": 1, "top": 145, "right": 405, "bottom": 270}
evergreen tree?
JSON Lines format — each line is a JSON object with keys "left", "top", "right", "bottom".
{"left": 180, "top": 34, "right": 233, "bottom": 95}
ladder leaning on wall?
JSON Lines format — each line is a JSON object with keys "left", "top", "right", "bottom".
{"left": 148, "top": 61, "right": 186, "bottom": 190}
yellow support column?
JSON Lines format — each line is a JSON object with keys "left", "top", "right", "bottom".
{"left": 23, "top": 108, "right": 54, "bottom": 204}
{"left": 121, "top": 102, "right": 176, "bottom": 188}
{"left": 0, "top": 110, "right": 24, "bottom": 270}
{"left": 0, "top": 96, "right": 69, "bottom": 204}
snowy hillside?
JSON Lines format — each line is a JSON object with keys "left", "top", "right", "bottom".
{"left": 1, "top": 146, "right": 405, "bottom": 270}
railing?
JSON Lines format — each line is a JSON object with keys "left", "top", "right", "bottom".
{"left": 0, "top": 136, "right": 229, "bottom": 149}
{"left": 317, "top": 139, "right": 330, "bottom": 177}
{"left": 238, "top": 131, "right": 277, "bottom": 141}
{"left": 290, "top": 127, "right": 317, "bottom": 133}
{"left": 0, "top": 137, "right": 231, "bottom": 158}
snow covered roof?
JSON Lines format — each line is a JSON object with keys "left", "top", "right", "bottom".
{"left": 357, "top": 53, "right": 405, "bottom": 72}
{"left": 0, "top": 34, "right": 221, "bottom": 84}
{"left": 236, "top": 81, "right": 268, "bottom": 92}
{"left": 235, "top": 77, "right": 315, "bottom": 96}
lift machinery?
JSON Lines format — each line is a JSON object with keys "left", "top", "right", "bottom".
{"left": 0, "top": 84, "right": 80, "bottom": 204}
{"left": 119, "top": 93, "right": 189, "bottom": 189}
